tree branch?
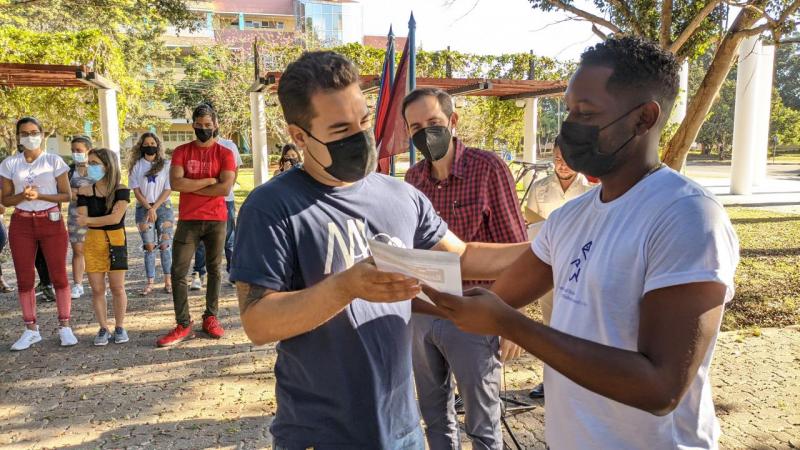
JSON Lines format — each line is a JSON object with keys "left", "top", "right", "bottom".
{"left": 608, "top": 0, "right": 646, "bottom": 36}
{"left": 592, "top": 24, "right": 609, "bottom": 40}
{"left": 669, "top": 0, "right": 724, "bottom": 54}
{"left": 544, "top": 0, "right": 622, "bottom": 34}
{"left": 660, "top": 0, "right": 673, "bottom": 47}
{"left": 733, "top": 0, "right": 800, "bottom": 39}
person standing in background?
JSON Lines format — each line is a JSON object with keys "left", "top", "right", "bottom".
{"left": 1, "top": 116, "right": 76, "bottom": 351}
{"left": 67, "top": 135, "right": 94, "bottom": 299}
{"left": 128, "top": 132, "right": 174, "bottom": 295}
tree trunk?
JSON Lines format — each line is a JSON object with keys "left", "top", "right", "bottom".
{"left": 661, "top": 6, "right": 764, "bottom": 169}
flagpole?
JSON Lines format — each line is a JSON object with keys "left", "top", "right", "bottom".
{"left": 407, "top": 12, "right": 417, "bottom": 169}
{"left": 387, "top": 26, "right": 396, "bottom": 176}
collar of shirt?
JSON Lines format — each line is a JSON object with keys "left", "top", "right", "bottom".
{"left": 419, "top": 137, "right": 466, "bottom": 185}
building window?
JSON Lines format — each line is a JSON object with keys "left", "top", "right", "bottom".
{"left": 244, "top": 19, "right": 285, "bottom": 30}
{"left": 162, "top": 131, "right": 194, "bottom": 143}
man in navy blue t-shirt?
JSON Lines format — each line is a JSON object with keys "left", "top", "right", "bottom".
{"left": 231, "top": 51, "right": 530, "bottom": 449}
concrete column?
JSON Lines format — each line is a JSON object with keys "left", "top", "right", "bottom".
{"left": 730, "top": 36, "right": 761, "bottom": 195}
{"left": 98, "top": 88, "right": 121, "bottom": 160}
{"left": 522, "top": 97, "right": 538, "bottom": 186}
{"left": 670, "top": 60, "right": 689, "bottom": 125}
{"left": 249, "top": 91, "right": 269, "bottom": 186}
{"left": 753, "top": 44, "right": 775, "bottom": 186}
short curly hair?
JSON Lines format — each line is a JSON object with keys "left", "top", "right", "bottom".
{"left": 580, "top": 36, "right": 680, "bottom": 120}
{"left": 278, "top": 51, "right": 360, "bottom": 130}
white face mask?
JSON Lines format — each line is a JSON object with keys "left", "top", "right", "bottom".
{"left": 20, "top": 135, "right": 42, "bottom": 151}
{"left": 72, "top": 152, "right": 87, "bottom": 164}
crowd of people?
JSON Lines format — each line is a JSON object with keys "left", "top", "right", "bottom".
{"left": 1, "top": 35, "right": 740, "bottom": 450}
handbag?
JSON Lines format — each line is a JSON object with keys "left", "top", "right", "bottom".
{"left": 106, "top": 231, "right": 128, "bottom": 271}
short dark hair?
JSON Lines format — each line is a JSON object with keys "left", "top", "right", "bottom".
{"left": 580, "top": 36, "right": 679, "bottom": 121}
{"left": 192, "top": 103, "right": 218, "bottom": 123}
{"left": 70, "top": 135, "right": 92, "bottom": 149}
{"left": 16, "top": 116, "right": 43, "bottom": 135}
{"left": 277, "top": 51, "right": 360, "bottom": 130}
{"left": 402, "top": 88, "right": 454, "bottom": 123}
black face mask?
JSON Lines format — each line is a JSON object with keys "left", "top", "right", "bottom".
{"left": 558, "top": 103, "right": 645, "bottom": 178}
{"left": 142, "top": 146, "right": 158, "bottom": 156}
{"left": 194, "top": 127, "right": 214, "bottom": 143}
{"left": 302, "top": 128, "right": 377, "bottom": 182}
{"left": 412, "top": 125, "right": 452, "bottom": 162}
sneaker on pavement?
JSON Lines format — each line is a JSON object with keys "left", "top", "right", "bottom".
{"left": 59, "top": 326, "right": 78, "bottom": 347}
{"left": 11, "top": 328, "right": 42, "bottom": 351}
{"left": 70, "top": 284, "right": 84, "bottom": 299}
{"left": 529, "top": 382, "right": 545, "bottom": 399}
{"left": 156, "top": 323, "right": 194, "bottom": 347}
{"left": 113, "top": 327, "right": 129, "bottom": 344}
{"left": 93, "top": 328, "right": 112, "bottom": 346}
{"left": 36, "top": 283, "right": 56, "bottom": 302}
{"left": 202, "top": 315, "right": 224, "bottom": 339}
{"left": 190, "top": 274, "right": 202, "bottom": 291}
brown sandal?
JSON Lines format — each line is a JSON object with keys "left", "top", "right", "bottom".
{"left": 141, "top": 282, "right": 154, "bottom": 296}
{"left": 164, "top": 283, "right": 172, "bottom": 294}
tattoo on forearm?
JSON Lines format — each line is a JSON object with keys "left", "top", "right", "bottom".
{"left": 237, "top": 282, "right": 269, "bottom": 313}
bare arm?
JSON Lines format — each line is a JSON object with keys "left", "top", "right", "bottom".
{"left": 84, "top": 200, "right": 129, "bottom": 227}
{"left": 238, "top": 259, "right": 422, "bottom": 345}
{"left": 133, "top": 187, "right": 150, "bottom": 207}
{"left": 425, "top": 280, "right": 727, "bottom": 416}
{"left": 1, "top": 177, "right": 26, "bottom": 206}
{"left": 152, "top": 189, "right": 172, "bottom": 208}
{"left": 169, "top": 165, "right": 216, "bottom": 193}
{"left": 432, "top": 230, "right": 530, "bottom": 280}
{"left": 193, "top": 169, "right": 235, "bottom": 197}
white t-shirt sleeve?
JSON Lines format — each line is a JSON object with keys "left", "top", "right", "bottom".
{"left": 644, "top": 194, "right": 739, "bottom": 302}
{"left": 531, "top": 209, "right": 556, "bottom": 266}
{"left": 52, "top": 155, "right": 69, "bottom": 177}
{"left": 0, "top": 158, "right": 12, "bottom": 180}
{"left": 128, "top": 162, "right": 141, "bottom": 190}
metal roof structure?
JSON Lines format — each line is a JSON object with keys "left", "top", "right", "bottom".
{"left": 0, "top": 63, "right": 116, "bottom": 89}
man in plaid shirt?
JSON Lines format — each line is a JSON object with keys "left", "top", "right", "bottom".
{"left": 404, "top": 87, "right": 527, "bottom": 450}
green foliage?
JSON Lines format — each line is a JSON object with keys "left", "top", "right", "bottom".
{"left": 770, "top": 91, "right": 800, "bottom": 147}
{"left": 775, "top": 34, "right": 800, "bottom": 110}
{"left": 0, "top": 0, "right": 193, "bottom": 151}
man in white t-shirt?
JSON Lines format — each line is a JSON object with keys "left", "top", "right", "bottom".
{"left": 189, "top": 136, "right": 243, "bottom": 289}
{"left": 424, "top": 36, "right": 739, "bottom": 450}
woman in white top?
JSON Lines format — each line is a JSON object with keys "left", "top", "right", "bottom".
{"left": 127, "top": 132, "right": 173, "bottom": 295}
{"left": 0, "top": 117, "right": 77, "bottom": 350}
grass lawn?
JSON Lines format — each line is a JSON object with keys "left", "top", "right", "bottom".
{"left": 723, "top": 207, "right": 800, "bottom": 331}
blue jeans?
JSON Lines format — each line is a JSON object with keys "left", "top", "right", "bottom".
{"left": 192, "top": 201, "right": 235, "bottom": 276}
{"left": 135, "top": 201, "right": 175, "bottom": 280}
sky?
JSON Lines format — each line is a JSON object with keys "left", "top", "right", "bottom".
{"left": 358, "top": 0, "right": 604, "bottom": 63}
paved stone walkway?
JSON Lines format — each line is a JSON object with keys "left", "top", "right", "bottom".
{"left": 0, "top": 222, "right": 798, "bottom": 449}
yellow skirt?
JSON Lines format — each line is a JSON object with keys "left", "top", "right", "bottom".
{"left": 85, "top": 228, "right": 127, "bottom": 273}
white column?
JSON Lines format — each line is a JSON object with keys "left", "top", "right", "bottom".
{"left": 98, "top": 88, "right": 121, "bottom": 159}
{"left": 522, "top": 97, "right": 538, "bottom": 186}
{"left": 669, "top": 60, "right": 689, "bottom": 125}
{"left": 249, "top": 91, "right": 269, "bottom": 186}
{"left": 731, "top": 36, "right": 761, "bottom": 195}
{"left": 753, "top": 44, "right": 775, "bottom": 186}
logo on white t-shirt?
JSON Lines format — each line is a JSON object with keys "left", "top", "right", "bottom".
{"left": 569, "top": 241, "right": 593, "bottom": 282}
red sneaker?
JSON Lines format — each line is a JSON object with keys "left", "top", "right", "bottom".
{"left": 202, "top": 315, "right": 224, "bottom": 339}
{"left": 156, "top": 323, "right": 194, "bottom": 347}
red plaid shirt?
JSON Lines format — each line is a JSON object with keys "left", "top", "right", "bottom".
{"left": 405, "top": 139, "right": 527, "bottom": 283}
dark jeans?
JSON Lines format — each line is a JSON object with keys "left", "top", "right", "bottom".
{"left": 35, "top": 246, "right": 51, "bottom": 285}
{"left": 192, "top": 201, "right": 236, "bottom": 276}
{"left": 171, "top": 220, "right": 226, "bottom": 327}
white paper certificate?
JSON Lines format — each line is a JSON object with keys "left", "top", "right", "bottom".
{"left": 368, "top": 239, "right": 463, "bottom": 304}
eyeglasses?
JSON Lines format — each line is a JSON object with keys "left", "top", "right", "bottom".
{"left": 19, "top": 131, "right": 41, "bottom": 138}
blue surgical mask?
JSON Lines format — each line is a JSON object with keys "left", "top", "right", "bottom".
{"left": 72, "top": 152, "right": 88, "bottom": 164}
{"left": 87, "top": 164, "right": 105, "bottom": 181}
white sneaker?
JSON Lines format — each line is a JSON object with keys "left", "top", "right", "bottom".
{"left": 190, "top": 274, "right": 202, "bottom": 291}
{"left": 71, "top": 284, "right": 84, "bottom": 299}
{"left": 11, "top": 328, "right": 42, "bottom": 351}
{"left": 59, "top": 327, "right": 78, "bottom": 347}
